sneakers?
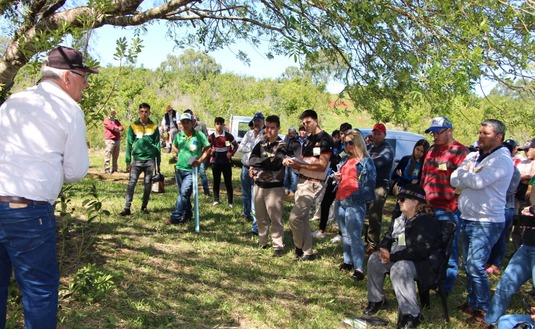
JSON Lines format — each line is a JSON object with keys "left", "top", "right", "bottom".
{"left": 339, "top": 263, "right": 353, "bottom": 271}
{"left": 398, "top": 313, "right": 422, "bottom": 329}
{"left": 465, "top": 309, "right": 487, "bottom": 325}
{"left": 457, "top": 302, "right": 475, "bottom": 316}
{"left": 119, "top": 208, "right": 131, "bottom": 216}
{"left": 330, "top": 234, "right": 342, "bottom": 243}
{"left": 311, "top": 230, "right": 326, "bottom": 239}
{"left": 294, "top": 247, "right": 304, "bottom": 259}
{"left": 298, "top": 254, "right": 316, "bottom": 261}
{"left": 351, "top": 270, "right": 365, "bottom": 281}
{"left": 140, "top": 207, "right": 149, "bottom": 214}
{"left": 228, "top": 204, "right": 233, "bottom": 209}
{"left": 212, "top": 201, "right": 219, "bottom": 206}
{"left": 273, "top": 249, "right": 284, "bottom": 257}
{"left": 363, "top": 300, "right": 388, "bottom": 316}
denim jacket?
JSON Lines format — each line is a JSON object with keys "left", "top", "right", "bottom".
{"left": 338, "top": 155, "right": 376, "bottom": 204}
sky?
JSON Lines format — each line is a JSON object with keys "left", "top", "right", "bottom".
{"left": 92, "top": 23, "right": 346, "bottom": 93}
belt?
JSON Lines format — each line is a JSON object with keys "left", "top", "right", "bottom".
{"left": 0, "top": 196, "right": 48, "bottom": 205}
{"left": 298, "top": 174, "right": 323, "bottom": 183}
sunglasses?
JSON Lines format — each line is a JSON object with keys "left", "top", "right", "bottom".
{"left": 344, "top": 140, "right": 354, "bottom": 146}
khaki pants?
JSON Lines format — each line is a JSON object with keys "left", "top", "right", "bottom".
{"left": 289, "top": 177, "right": 325, "bottom": 256}
{"left": 254, "top": 186, "right": 284, "bottom": 249}
{"left": 104, "top": 139, "right": 120, "bottom": 173}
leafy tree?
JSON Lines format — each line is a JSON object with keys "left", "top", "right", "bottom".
{"left": 2, "top": 0, "right": 535, "bottom": 116}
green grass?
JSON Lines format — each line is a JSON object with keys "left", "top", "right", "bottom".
{"left": 5, "top": 149, "right": 532, "bottom": 328}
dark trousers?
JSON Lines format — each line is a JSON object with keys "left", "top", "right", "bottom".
{"left": 319, "top": 177, "right": 337, "bottom": 231}
{"left": 212, "top": 162, "right": 233, "bottom": 204}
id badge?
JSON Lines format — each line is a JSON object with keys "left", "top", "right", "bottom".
{"left": 225, "top": 140, "right": 230, "bottom": 147}
{"left": 438, "top": 163, "right": 447, "bottom": 171}
{"left": 313, "top": 147, "right": 320, "bottom": 156}
{"left": 397, "top": 233, "right": 406, "bottom": 246}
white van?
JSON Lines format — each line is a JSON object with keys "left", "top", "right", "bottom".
{"left": 359, "top": 128, "right": 427, "bottom": 172}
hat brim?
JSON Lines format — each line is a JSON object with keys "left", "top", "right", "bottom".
{"left": 424, "top": 127, "right": 445, "bottom": 133}
{"left": 82, "top": 67, "right": 99, "bottom": 74}
{"left": 397, "top": 192, "right": 426, "bottom": 204}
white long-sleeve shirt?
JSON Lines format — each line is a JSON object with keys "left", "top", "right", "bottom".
{"left": 237, "top": 128, "right": 264, "bottom": 166}
{"left": 451, "top": 147, "right": 514, "bottom": 223}
{"left": 0, "top": 80, "right": 89, "bottom": 203}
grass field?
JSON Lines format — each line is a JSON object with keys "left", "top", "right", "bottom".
{"left": 5, "top": 149, "right": 532, "bottom": 329}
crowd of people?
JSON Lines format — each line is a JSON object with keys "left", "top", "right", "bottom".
{"left": 0, "top": 45, "right": 534, "bottom": 328}
{"left": 111, "top": 101, "right": 535, "bottom": 328}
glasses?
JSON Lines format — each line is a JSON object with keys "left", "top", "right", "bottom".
{"left": 431, "top": 129, "right": 447, "bottom": 136}
{"left": 70, "top": 71, "right": 87, "bottom": 83}
{"left": 344, "top": 140, "right": 354, "bottom": 146}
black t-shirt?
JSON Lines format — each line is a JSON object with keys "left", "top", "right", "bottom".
{"left": 302, "top": 130, "right": 333, "bottom": 159}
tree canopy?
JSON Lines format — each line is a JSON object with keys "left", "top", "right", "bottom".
{"left": 1, "top": 0, "right": 535, "bottom": 128}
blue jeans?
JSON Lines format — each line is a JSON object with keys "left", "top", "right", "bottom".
{"left": 171, "top": 170, "right": 193, "bottom": 222}
{"left": 0, "top": 202, "right": 58, "bottom": 329}
{"left": 240, "top": 166, "right": 257, "bottom": 232}
{"left": 498, "top": 315, "right": 534, "bottom": 329}
{"left": 433, "top": 208, "right": 461, "bottom": 294}
{"left": 485, "top": 244, "right": 535, "bottom": 325}
{"left": 124, "top": 159, "right": 154, "bottom": 209}
{"left": 336, "top": 196, "right": 366, "bottom": 271}
{"left": 462, "top": 219, "right": 504, "bottom": 312}
{"left": 199, "top": 161, "right": 210, "bottom": 195}
{"left": 487, "top": 208, "right": 515, "bottom": 268}
{"left": 283, "top": 167, "right": 297, "bottom": 193}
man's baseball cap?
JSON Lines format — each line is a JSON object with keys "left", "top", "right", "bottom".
{"left": 253, "top": 112, "right": 264, "bottom": 121}
{"left": 372, "top": 123, "right": 386, "bottom": 134}
{"left": 180, "top": 113, "right": 192, "bottom": 121}
{"left": 519, "top": 138, "right": 535, "bottom": 150}
{"left": 45, "top": 46, "right": 99, "bottom": 73}
{"left": 503, "top": 139, "right": 519, "bottom": 148}
{"left": 425, "top": 116, "right": 453, "bottom": 133}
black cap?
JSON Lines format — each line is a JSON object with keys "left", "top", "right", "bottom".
{"left": 398, "top": 184, "right": 427, "bottom": 203}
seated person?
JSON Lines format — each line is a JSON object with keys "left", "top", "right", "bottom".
{"left": 364, "top": 184, "right": 442, "bottom": 329}
{"left": 484, "top": 205, "right": 535, "bottom": 328}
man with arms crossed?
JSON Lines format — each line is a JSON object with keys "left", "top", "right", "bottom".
{"left": 249, "top": 115, "right": 287, "bottom": 257}
{"left": 0, "top": 46, "right": 96, "bottom": 328}
{"left": 283, "top": 109, "right": 333, "bottom": 260}
{"left": 451, "top": 119, "right": 514, "bottom": 324}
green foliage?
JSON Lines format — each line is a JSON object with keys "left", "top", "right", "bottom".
{"left": 67, "top": 263, "right": 116, "bottom": 303}
{"left": 82, "top": 184, "right": 111, "bottom": 223}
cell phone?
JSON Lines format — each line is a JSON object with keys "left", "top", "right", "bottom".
{"left": 522, "top": 298, "right": 534, "bottom": 314}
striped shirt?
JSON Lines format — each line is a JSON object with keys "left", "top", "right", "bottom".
{"left": 420, "top": 141, "right": 469, "bottom": 212}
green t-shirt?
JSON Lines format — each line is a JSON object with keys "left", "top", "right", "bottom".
{"left": 174, "top": 130, "right": 210, "bottom": 171}
{"left": 530, "top": 175, "right": 535, "bottom": 186}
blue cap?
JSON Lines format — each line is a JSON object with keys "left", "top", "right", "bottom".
{"left": 425, "top": 116, "right": 453, "bottom": 133}
{"left": 253, "top": 112, "right": 264, "bottom": 121}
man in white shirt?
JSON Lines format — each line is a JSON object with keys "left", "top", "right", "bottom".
{"left": 451, "top": 119, "right": 514, "bottom": 325}
{"left": 0, "top": 46, "right": 96, "bottom": 328}
{"left": 237, "top": 112, "right": 265, "bottom": 234}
